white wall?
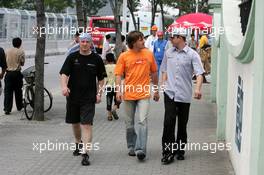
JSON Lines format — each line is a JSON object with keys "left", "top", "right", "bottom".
{"left": 225, "top": 55, "right": 254, "bottom": 175}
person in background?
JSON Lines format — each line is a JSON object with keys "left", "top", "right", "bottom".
{"left": 153, "top": 31, "right": 167, "bottom": 76}
{"left": 199, "top": 34, "right": 209, "bottom": 49}
{"left": 121, "top": 35, "right": 127, "bottom": 53}
{"left": 102, "top": 34, "right": 113, "bottom": 63}
{"left": 0, "top": 47, "right": 7, "bottom": 96}
{"left": 105, "top": 53, "right": 120, "bottom": 121}
{"left": 113, "top": 35, "right": 127, "bottom": 55}
{"left": 145, "top": 25, "right": 158, "bottom": 52}
{"left": 67, "top": 30, "right": 96, "bottom": 56}
{"left": 188, "top": 34, "right": 198, "bottom": 51}
{"left": 4, "top": 37, "right": 25, "bottom": 115}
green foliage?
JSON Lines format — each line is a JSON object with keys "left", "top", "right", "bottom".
{"left": 44, "top": 0, "right": 74, "bottom": 13}
{"left": 83, "top": 0, "right": 107, "bottom": 16}
{"left": 162, "top": 0, "right": 209, "bottom": 15}
{"left": 127, "top": 0, "right": 140, "bottom": 12}
{"left": 0, "top": 0, "right": 23, "bottom": 8}
{"left": 0, "top": 0, "right": 74, "bottom": 13}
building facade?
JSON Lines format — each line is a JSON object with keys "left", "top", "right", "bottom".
{"left": 209, "top": 0, "right": 264, "bottom": 174}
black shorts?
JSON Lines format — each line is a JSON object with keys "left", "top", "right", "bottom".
{"left": 66, "top": 98, "right": 95, "bottom": 125}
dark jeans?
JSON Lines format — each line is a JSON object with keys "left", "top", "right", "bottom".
{"left": 4, "top": 71, "right": 23, "bottom": 112}
{"left": 106, "top": 87, "right": 120, "bottom": 111}
{"left": 162, "top": 93, "right": 190, "bottom": 156}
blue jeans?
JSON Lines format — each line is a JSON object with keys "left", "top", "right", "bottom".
{"left": 155, "top": 59, "right": 162, "bottom": 77}
{"left": 124, "top": 98, "right": 150, "bottom": 154}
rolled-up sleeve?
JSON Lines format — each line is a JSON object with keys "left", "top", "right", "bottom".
{"left": 160, "top": 51, "right": 168, "bottom": 73}
{"left": 192, "top": 52, "right": 205, "bottom": 76}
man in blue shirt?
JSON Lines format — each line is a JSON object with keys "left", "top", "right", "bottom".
{"left": 153, "top": 31, "right": 167, "bottom": 76}
{"left": 160, "top": 28, "right": 204, "bottom": 165}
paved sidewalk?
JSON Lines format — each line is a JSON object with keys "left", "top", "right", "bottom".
{"left": 0, "top": 84, "right": 234, "bottom": 175}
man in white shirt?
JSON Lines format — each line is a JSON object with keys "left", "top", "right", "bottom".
{"left": 145, "top": 25, "right": 158, "bottom": 52}
{"left": 101, "top": 34, "right": 112, "bottom": 62}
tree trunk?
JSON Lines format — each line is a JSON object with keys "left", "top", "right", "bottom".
{"left": 127, "top": 0, "right": 138, "bottom": 31}
{"left": 83, "top": 8, "right": 87, "bottom": 28}
{"left": 109, "top": 0, "right": 123, "bottom": 60}
{"left": 151, "top": 0, "right": 158, "bottom": 28}
{"left": 76, "top": 0, "right": 84, "bottom": 27}
{"left": 160, "top": 1, "right": 165, "bottom": 32}
{"left": 34, "top": 0, "right": 46, "bottom": 121}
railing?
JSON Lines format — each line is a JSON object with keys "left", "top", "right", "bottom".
{"left": 239, "top": 0, "right": 252, "bottom": 36}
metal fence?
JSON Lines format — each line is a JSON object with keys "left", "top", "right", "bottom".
{"left": 0, "top": 8, "right": 78, "bottom": 41}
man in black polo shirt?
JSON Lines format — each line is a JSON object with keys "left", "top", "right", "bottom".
{"left": 60, "top": 33, "right": 106, "bottom": 166}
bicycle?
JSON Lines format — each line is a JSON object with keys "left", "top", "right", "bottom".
{"left": 21, "top": 64, "right": 53, "bottom": 120}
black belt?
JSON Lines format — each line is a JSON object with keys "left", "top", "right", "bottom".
{"left": 6, "top": 70, "right": 21, "bottom": 72}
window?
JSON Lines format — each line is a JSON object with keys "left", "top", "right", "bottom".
{"left": 92, "top": 19, "right": 115, "bottom": 28}
{"left": 239, "top": 0, "right": 253, "bottom": 36}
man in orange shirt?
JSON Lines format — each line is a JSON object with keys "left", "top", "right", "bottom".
{"left": 115, "top": 31, "right": 159, "bottom": 161}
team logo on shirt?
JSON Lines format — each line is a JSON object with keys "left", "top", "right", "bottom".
{"left": 74, "top": 59, "right": 80, "bottom": 65}
{"left": 87, "top": 64, "right": 96, "bottom": 67}
{"left": 135, "top": 58, "right": 146, "bottom": 64}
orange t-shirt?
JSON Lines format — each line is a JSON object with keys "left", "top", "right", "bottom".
{"left": 115, "top": 48, "right": 158, "bottom": 100}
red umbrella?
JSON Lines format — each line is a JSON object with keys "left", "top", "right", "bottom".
{"left": 168, "top": 13, "right": 212, "bottom": 31}
{"left": 176, "top": 13, "right": 212, "bottom": 25}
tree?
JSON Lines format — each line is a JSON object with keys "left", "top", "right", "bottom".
{"left": 0, "top": 0, "right": 22, "bottom": 8}
{"left": 83, "top": 0, "right": 107, "bottom": 16}
{"left": 149, "top": 0, "right": 159, "bottom": 28}
{"left": 44, "top": 0, "right": 74, "bottom": 13}
{"left": 34, "top": 0, "right": 46, "bottom": 121}
{"left": 159, "top": 0, "right": 165, "bottom": 32}
{"left": 127, "top": 0, "right": 140, "bottom": 31}
{"left": 76, "top": 0, "right": 84, "bottom": 27}
{"left": 109, "top": 0, "right": 123, "bottom": 60}
{"left": 198, "top": 0, "right": 209, "bottom": 13}
{"left": 0, "top": 0, "right": 74, "bottom": 13}
{"left": 163, "top": 0, "right": 209, "bottom": 16}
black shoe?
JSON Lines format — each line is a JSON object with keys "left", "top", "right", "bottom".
{"left": 128, "top": 149, "right": 136, "bottom": 156}
{"left": 81, "top": 153, "right": 90, "bottom": 166}
{"left": 5, "top": 111, "right": 10, "bottom": 115}
{"left": 161, "top": 154, "right": 174, "bottom": 165}
{"left": 112, "top": 110, "right": 119, "bottom": 120}
{"left": 177, "top": 154, "right": 185, "bottom": 160}
{"left": 137, "top": 152, "right": 146, "bottom": 161}
{"left": 73, "top": 142, "right": 83, "bottom": 156}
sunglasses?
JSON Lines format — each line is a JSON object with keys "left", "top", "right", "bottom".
{"left": 170, "top": 35, "right": 180, "bottom": 39}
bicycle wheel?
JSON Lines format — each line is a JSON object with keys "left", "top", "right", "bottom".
{"left": 44, "top": 87, "right": 53, "bottom": 112}
{"left": 24, "top": 87, "right": 35, "bottom": 120}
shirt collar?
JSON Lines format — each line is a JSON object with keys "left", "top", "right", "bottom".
{"left": 174, "top": 45, "right": 188, "bottom": 53}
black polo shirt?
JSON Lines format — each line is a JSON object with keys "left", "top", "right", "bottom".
{"left": 60, "top": 51, "right": 107, "bottom": 103}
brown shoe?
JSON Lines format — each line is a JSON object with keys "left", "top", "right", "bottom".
{"left": 107, "top": 115, "right": 113, "bottom": 121}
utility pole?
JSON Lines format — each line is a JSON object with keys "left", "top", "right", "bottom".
{"left": 122, "top": 0, "right": 127, "bottom": 34}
